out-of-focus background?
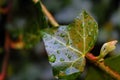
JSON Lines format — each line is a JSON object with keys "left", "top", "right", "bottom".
{"left": 0, "top": 0, "right": 120, "bottom": 80}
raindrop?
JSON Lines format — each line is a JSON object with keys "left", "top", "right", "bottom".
{"left": 67, "top": 54, "right": 72, "bottom": 60}
{"left": 60, "top": 58, "right": 65, "bottom": 62}
{"left": 88, "top": 32, "right": 92, "bottom": 36}
{"left": 60, "top": 33, "right": 65, "bottom": 37}
{"left": 88, "top": 20, "right": 91, "bottom": 25}
{"left": 67, "top": 26, "right": 71, "bottom": 31}
{"left": 65, "top": 53, "right": 68, "bottom": 55}
{"left": 84, "top": 11, "right": 88, "bottom": 18}
{"left": 81, "top": 23, "right": 84, "bottom": 28}
{"left": 94, "top": 24, "right": 97, "bottom": 27}
{"left": 88, "top": 42, "right": 92, "bottom": 47}
{"left": 57, "top": 50, "right": 60, "bottom": 54}
{"left": 54, "top": 41, "right": 58, "bottom": 44}
{"left": 94, "top": 36, "right": 96, "bottom": 40}
{"left": 66, "top": 39, "right": 72, "bottom": 46}
{"left": 91, "top": 29, "right": 93, "bottom": 32}
{"left": 49, "top": 54, "right": 56, "bottom": 63}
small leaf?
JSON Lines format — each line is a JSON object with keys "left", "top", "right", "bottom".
{"left": 105, "top": 55, "right": 120, "bottom": 74}
{"left": 41, "top": 10, "right": 98, "bottom": 79}
{"left": 97, "top": 40, "right": 117, "bottom": 61}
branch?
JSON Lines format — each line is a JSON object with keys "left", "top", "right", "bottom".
{"left": 40, "top": 3, "right": 59, "bottom": 27}
{"left": 33, "top": 0, "right": 59, "bottom": 27}
{"left": 40, "top": 2, "right": 120, "bottom": 80}
{"left": 0, "top": 32, "right": 10, "bottom": 80}
{"left": 86, "top": 53, "right": 120, "bottom": 80}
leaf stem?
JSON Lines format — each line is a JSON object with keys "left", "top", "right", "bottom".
{"left": 40, "top": 2, "right": 59, "bottom": 27}
{"left": 40, "top": 2, "right": 120, "bottom": 80}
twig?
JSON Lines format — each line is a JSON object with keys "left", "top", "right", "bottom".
{"left": 40, "top": 3, "right": 59, "bottom": 27}
{"left": 40, "top": 2, "right": 120, "bottom": 80}
{"left": 33, "top": 0, "right": 59, "bottom": 27}
{"left": 0, "top": 33, "right": 10, "bottom": 80}
{"left": 86, "top": 53, "right": 120, "bottom": 80}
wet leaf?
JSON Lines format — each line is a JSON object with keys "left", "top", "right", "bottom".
{"left": 42, "top": 10, "right": 98, "bottom": 79}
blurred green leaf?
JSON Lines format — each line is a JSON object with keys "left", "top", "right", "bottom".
{"left": 41, "top": 10, "right": 98, "bottom": 79}
{"left": 0, "top": 0, "right": 7, "bottom": 6}
{"left": 23, "top": 0, "right": 48, "bottom": 49}
{"left": 7, "top": 0, "right": 48, "bottom": 49}
{"left": 85, "top": 66, "right": 112, "bottom": 80}
{"left": 105, "top": 55, "right": 120, "bottom": 74}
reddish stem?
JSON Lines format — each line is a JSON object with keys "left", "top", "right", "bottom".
{"left": 0, "top": 33, "right": 10, "bottom": 80}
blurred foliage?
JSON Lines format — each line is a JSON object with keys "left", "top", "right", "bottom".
{"left": 7, "top": 0, "right": 48, "bottom": 49}
{"left": 105, "top": 55, "right": 120, "bottom": 74}
{"left": 0, "top": 0, "right": 120, "bottom": 80}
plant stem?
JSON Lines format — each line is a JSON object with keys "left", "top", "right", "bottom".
{"left": 33, "top": 0, "right": 59, "bottom": 27}
{"left": 40, "top": 2, "right": 59, "bottom": 27}
{"left": 0, "top": 32, "right": 10, "bottom": 80}
{"left": 40, "top": 3, "right": 120, "bottom": 79}
{"left": 86, "top": 53, "right": 120, "bottom": 80}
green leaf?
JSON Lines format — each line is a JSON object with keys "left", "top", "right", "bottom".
{"left": 23, "top": 0, "right": 48, "bottom": 49}
{"left": 41, "top": 10, "right": 98, "bottom": 79}
{"left": 85, "top": 66, "right": 112, "bottom": 80}
{"left": 68, "top": 10, "right": 98, "bottom": 54}
{"left": 105, "top": 55, "right": 120, "bottom": 74}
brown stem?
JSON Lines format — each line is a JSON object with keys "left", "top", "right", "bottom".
{"left": 0, "top": 33, "right": 10, "bottom": 80}
{"left": 33, "top": 0, "right": 59, "bottom": 27}
{"left": 40, "top": 2, "right": 59, "bottom": 27}
{"left": 86, "top": 53, "right": 120, "bottom": 80}
{"left": 40, "top": 2, "right": 120, "bottom": 79}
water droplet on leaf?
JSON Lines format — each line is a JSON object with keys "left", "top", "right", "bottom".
{"left": 60, "top": 58, "right": 65, "bottom": 62}
{"left": 49, "top": 54, "right": 56, "bottom": 63}
{"left": 57, "top": 50, "right": 60, "bottom": 54}
{"left": 60, "top": 33, "right": 65, "bottom": 37}
{"left": 67, "top": 54, "right": 72, "bottom": 60}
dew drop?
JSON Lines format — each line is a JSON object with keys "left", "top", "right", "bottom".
{"left": 81, "top": 23, "right": 84, "bottom": 28}
{"left": 67, "top": 26, "right": 71, "bottom": 31}
{"left": 88, "top": 32, "right": 92, "bottom": 36}
{"left": 94, "top": 24, "right": 97, "bottom": 27}
{"left": 67, "top": 54, "right": 72, "bottom": 60}
{"left": 66, "top": 40, "right": 72, "bottom": 46}
{"left": 65, "top": 53, "right": 68, "bottom": 55}
{"left": 54, "top": 41, "right": 58, "bottom": 44}
{"left": 88, "top": 20, "right": 91, "bottom": 25}
{"left": 94, "top": 35, "right": 96, "bottom": 40}
{"left": 57, "top": 50, "right": 60, "bottom": 54}
{"left": 91, "top": 29, "right": 93, "bottom": 32}
{"left": 60, "top": 58, "right": 65, "bottom": 62}
{"left": 60, "top": 33, "right": 65, "bottom": 37}
{"left": 49, "top": 54, "right": 56, "bottom": 63}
